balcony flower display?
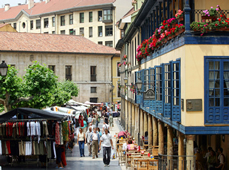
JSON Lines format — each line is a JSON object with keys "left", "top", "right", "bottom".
{"left": 175, "top": 10, "right": 183, "bottom": 22}
{"left": 123, "top": 61, "right": 127, "bottom": 66}
{"left": 123, "top": 54, "right": 127, "bottom": 60}
{"left": 118, "top": 63, "right": 122, "bottom": 67}
{"left": 130, "top": 83, "right": 136, "bottom": 94}
{"left": 202, "top": 7, "right": 218, "bottom": 19}
{"left": 136, "top": 17, "right": 185, "bottom": 62}
{"left": 190, "top": 7, "right": 229, "bottom": 35}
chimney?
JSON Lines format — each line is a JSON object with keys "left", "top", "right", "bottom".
{"left": 45, "top": 0, "right": 50, "bottom": 3}
{"left": 4, "top": 4, "right": 10, "bottom": 11}
{"left": 28, "top": 0, "right": 34, "bottom": 9}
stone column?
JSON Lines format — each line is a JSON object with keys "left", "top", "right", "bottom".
{"left": 158, "top": 120, "right": 164, "bottom": 154}
{"left": 144, "top": 112, "right": 148, "bottom": 136}
{"left": 147, "top": 114, "right": 153, "bottom": 153}
{"left": 140, "top": 110, "right": 144, "bottom": 140}
{"left": 167, "top": 126, "right": 173, "bottom": 169}
{"left": 135, "top": 106, "right": 139, "bottom": 143}
{"left": 153, "top": 117, "right": 158, "bottom": 146}
{"left": 178, "top": 132, "right": 185, "bottom": 170}
{"left": 186, "top": 135, "right": 195, "bottom": 170}
{"left": 132, "top": 104, "right": 135, "bottom": 138}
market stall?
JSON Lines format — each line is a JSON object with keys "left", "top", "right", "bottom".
{"left": 0, "top": 108, "right": 74, "bottom": 168}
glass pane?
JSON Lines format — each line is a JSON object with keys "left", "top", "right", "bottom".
{"left": 215, "top": 61, "right": 220, "bottom": 70}
{"left": 176, "top": 81, "right": 179, "bottom": 89}
{"left": 215, "top": 98, "right": 220, "bottom": 106}
{"left": 209, "top": 71, "right": 214, "bottom": 80}
{"left": 209, "top": 98, "right": 214, "bottom": 106}
{"left": 215, "top": 71, "right": 220, "bottom": 79}
{"left": 176, "top": 63, "right": 179, "bottom": 71}
{"left": 168, "top": 87, "right": 171, "bottom": 96}
{"left": 209, "top": 61, "right": 214, "bottom": 70}
{"left": 168, "top": 96, "right": 171, "bottom": 103}
{"left": 209, "top": 80, "right": 215, "bottom": 89}
{"left": 215, "top": 89, "right": 220, "bottom": 97}
{"left": 224, "top": 62, "right": 229, "bottom": 70}
{"left": 176, "top": 72, "right": 179, "bottom": 80}
{"left": 176, "top": 98, "right": 179, "bottom": 106}
{"left": 224, "top": 98, "right": 229, "bottom": 106}
{"left": 224, "top": 88, "right": 229, "bottom": 97}
{"left": 215, "top": 80, "right": 220, "bottom": 88}
{"left": 176, "top": 89, "right": 179, "bottom": 96}
{"left": 224, "top": 72, "right": 229, "bottom": 81}
{"left": 209, "top": 89, "right": 214, "bottom": 97}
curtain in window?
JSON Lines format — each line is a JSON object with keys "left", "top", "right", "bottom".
{"left": 224, "top": 62, "right": 229, "bottom": 88}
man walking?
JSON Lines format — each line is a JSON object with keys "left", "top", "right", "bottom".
{"left": 91, "top": 127, "right": 100, "bottom": 159}
{"left": 86, "top": 127, "right": 93, "bottom": 156}
{"left": 99, "top": 129, "right": 114, "bottom": 167}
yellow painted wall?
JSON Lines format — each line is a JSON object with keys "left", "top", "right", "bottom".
{"left": 195, "top": 0, "right": 229, "bottom": 10}
{"left": 112, "top": 56, "right": 121, "bottom": 103}
{"left": 0, "top": 24, "right": 17, "bottom": 32}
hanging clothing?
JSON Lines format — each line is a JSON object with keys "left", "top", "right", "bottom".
{"left": 53, "top": 142, "right": 56, "bottom": 159}
{"left": 61, "top": 145, "right": 67, "bottom": 166}
{"left": 55, "top": 123, "right": 60, "bottom": 145}
{"left": 0, "top": 140, "right": 2, "bottom": 155}
{"left": 35, "top": 122, "right": 41, "bottom": 143}
{"left": 25, "top": 141, "right": 32, "bottom": 155}
{"left": 60, "top": 123, "right": 64, "bottom": 145}
{"left": 30, "top": 122, "right": 36, "bottom": 136}
{"left": 27, "top": 122, "right": 30, "bottom": 136}
{"left": 62, "top": 121, "right": 69, "bottom": 142}
{"left": 6, "top": 140, "right": 11, "bottom": 155}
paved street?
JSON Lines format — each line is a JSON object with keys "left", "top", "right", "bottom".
{"left": 0, "top": 118, "right": 122, "bottom": 170}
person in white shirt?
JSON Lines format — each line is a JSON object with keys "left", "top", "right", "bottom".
{"left": 215, "top": 147, "right": 225, "bottom": 169}
{"left": 86, "top": 127, "right": 93, "bottom": 156}
{"left": 102, "top": 122, "right": 109, "bottom": 134}
{"left": 99, "top": 129, "right": 114, "bottom": 167}
{"left": 91, "top": 128, "right": 100, "bottom": 159}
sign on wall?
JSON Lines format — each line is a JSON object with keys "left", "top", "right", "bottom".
{"left": 143, "top": 89, "right": 155, "bottom": 100}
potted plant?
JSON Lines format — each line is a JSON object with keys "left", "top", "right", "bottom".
{"left": 201, "top": 6, "right": 218, "bottom": 20}
{"left": 175, "top": 9, "right": 184, "bottom": 22}
{"left": 123, "top": 54, "right": 127, "bottom": 61}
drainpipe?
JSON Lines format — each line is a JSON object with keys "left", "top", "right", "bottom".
{"left": 40, "top": 16, "right": 42, "bottom": 33}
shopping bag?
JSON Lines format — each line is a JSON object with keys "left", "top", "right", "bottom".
{"left": 111, "top": 149, "right": 116, "bottom": 159}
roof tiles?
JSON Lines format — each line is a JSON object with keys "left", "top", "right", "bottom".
{"left": 0, "top": 31, "right": 119, "bottom": 55}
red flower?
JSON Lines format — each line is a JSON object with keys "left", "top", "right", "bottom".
{"left": 218, "top": 18, "right": 221, "bottom": 22}
{"left": 161, "top": 26, "right": 165, "bottom": 29}
{"left": 215, "top": 23, "right": 218, "bottom": 26}
{"left": 222, "top": 22, "right": 224, "bottom": 24}
{"left": 220, "top": 15, "right": 223, "bottom": 18}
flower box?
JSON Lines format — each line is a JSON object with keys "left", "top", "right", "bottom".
{"left": 201, "top": 16, "right": 217, "bottom": 20}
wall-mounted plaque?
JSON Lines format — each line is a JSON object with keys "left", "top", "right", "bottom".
{"left": 143, "top": 89, "right": 155, "bottom": 100}
{"left": 186, "top": 99, "right": 202, "bottom": 111}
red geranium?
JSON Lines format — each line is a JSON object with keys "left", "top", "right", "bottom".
{"left": 218, "top": 18, "right": 221, "bottom": 22}
{"left": 215, "top": 23, "right": 218, "bottom": 26}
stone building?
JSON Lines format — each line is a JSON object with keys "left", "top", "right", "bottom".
{"left": 0, "top": 0, "right": 132, "bottom": 48}
{"left": 0, "top": 31, "right": 119, "bottom": 103}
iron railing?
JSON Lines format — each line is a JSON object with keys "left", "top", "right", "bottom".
{"left": 158, "top": 154, "right": 196, "bottom": 170}
{"left": 191, "top": 9, "right": 229, "bottom": 22}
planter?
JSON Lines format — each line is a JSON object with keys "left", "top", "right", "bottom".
{"left": 201, "top": 16, "right": 217, "bottom": 20}
{"left": 217, "top": 27, "right": 229, "bottom": 31}
{"left": 172, "top": 23, "right": 176, "bottom": 28}
{"left": 178, "top": 16, "right": 184, "bottom": 22}
{"left": 178, "top": 28, "right": 185, "bottom": 34}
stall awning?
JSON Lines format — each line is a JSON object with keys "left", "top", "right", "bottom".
{"left": 0, "top": 108, "right": 67, "bottom": 122}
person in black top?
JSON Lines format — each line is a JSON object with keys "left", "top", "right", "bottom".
{"left": 104, "top": 112, "right": 109, "bottom": 124}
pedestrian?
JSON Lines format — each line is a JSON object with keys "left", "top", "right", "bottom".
{"left": 91, "top": 127, "right": 100, "bottom": 159}
{"left": 99, "top": 128, "right": 114, "bottom": 167}
{"left": 77, "top": 128, "right": 86, "bottom": 157}
{"left": 108, "top": 113, "right": 113, "bottom": 130}
{"left": 79, "top": 114, "right": 84, "bottom": 129}
{"left": 95, "top": 113, "right": 99, "bottom": 128}
{"left": 97, "top": 127, "right": 102, "bottom": 155}
{"left": 88, "top": 115, "right": 92, "bottom": 124}
{"left": 104, "top": 112, "right": 109, "bottom": 124}
{"left": 102, "top": 121, "right": 109, "bottom": 134}
{"left": 86, "top": 127, "right": 93, "bottom": 156}
{"left": 82, "top": 118, "right": 87, "bottom": 133}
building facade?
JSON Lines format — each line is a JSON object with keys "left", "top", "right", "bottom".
{"left": 0, "top": 0, "right": 132, "bottom": 47}
{"left": 0, "top": 32, "right": 119, "bottom": 103}
{"left": 116, "top": 0, "right": 229, "bottom": 169}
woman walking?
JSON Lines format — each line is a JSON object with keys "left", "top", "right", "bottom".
{"left": 77, "top": 128, "right": 86, "bottom": 157}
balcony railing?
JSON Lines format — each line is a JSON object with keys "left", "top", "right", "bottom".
{"left": 191, "top": 9, "right": 229, "bottom": 22}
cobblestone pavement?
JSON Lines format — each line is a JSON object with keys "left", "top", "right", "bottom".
{"left": 0, "top": 118, "right": 122, "bottom": 170}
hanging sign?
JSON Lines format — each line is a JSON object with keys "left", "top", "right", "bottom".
{"left": 143, "top": 89, "right": 155, "bottom": 100}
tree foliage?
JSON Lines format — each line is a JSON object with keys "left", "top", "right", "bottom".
{"left": 0, "top": 61, "right": 79, "bottom": 112}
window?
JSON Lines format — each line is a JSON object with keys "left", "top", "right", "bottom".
{"left": 44, "top": 32, "right": 48, "bottom": 34}
{"left": 60, "top": 16, "right": 65, "bottom": 26}
{"left": 89, "top": 12, "right": 93, "bottom": 22}
{"left": 65, "top": 65, "right": 72, "bottom": 81}
{"left": 36, "top": 19, "right": 41, "bottom": 29}
{"left": 164, "top": 64, "right": 171, "bottom": 103}
{"left": 30, "top": 21, "right": 33, "bottom": 30}
{"left": 98, "top": 41, "right": 103, "bottom": 45}
{"left": 48, "top": 65, "right": 55, "bottom": 73}
{"left": 143, "top": 70, "right": 148, "bottom": 91}
{"left": 44, "top": 18, "right": 49, "bottom": 28}
{"left": 91, "top": 87, "right": 97, "bottom": 93}
{"left": 90, "top": 66, "right": 96, "bottom": 81}
{"left": 90, "top": 98, "right": 98, "bottom": 103}
{"left": 105, "top": 41, "right": 113, "bottom": 47}
{"left": 98, "top": 11, "right": 102, "bottom": 21}
{"left": 22, "top": 22, "right": 26, "bottom": 29}
{"left": 173, "top": 63, "right": 180, "bottom": 106}
{"left": 105, "top": 25, "right": 113, "bottom": 36}
{"left": 117, "top": 62, "right": 120, "bottom": 77}
{"left": 69, "top": 29, "right": 75, "bottom": 35}
{"left": 52, "top": 17, "right": 55, "bottom": 27}
{"left": 103, "top": 9, "right": 112, "bottom": 21}
{"left": 69, "top": 14, "right": 73, "bottom": 25}
{"left": 98, "top": 26, "right": 103, "bottom": 37}
{"left": 156, "top": 67, "right": 162, "bottom": 101}
{"left": 89, "top": 27, "right": 93, "bottom": 37}
{"left": 80, "top": 27, "right": 84, "bottom": 35}
{"left": 60, "top": 30, "right": 65, "bottom": 34}
{"left": 13, "top": 23, "right": 17, "bottom": 30}
{"left": 52, "top": 31, "right": 55, "bottom": 34}
{"left": 80, "top": 13, "right": 84, "bottom": 23}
